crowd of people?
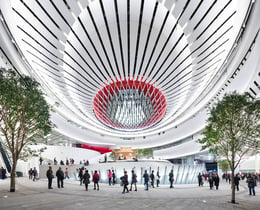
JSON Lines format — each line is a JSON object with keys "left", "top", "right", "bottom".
{"left": 198, "top": 172, "right": 258, "bottom": 196}
{"left": 45, "top": 166, "right": 176, "bottom": 193}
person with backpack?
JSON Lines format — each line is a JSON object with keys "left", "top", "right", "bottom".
{"left": 92, "top": 170, "right": 100, "bottom": 190}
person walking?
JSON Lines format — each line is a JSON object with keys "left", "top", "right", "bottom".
{"left": 208, "top": 173, "right": 214, "bottom": 190}
{"left": 156, "top": 171, "right": 160, "bottom": 187}
{"left": 112, "top": 169, "right": 116, "bottom": 185}
{"left": 46, "top": 166, "right": 54, "bottom": 189}
{"left": 130, "top": 170, "right": 137, "bottom": 191}
{"left": 82, "top": 170, "right": 91, "bottom": 191}
{"left": 143, "top": 170, "right": 149, "bottom": 191}
{"left": 198, "top": 172, "right": 203, "bottom": 187}
{"left": 32, "top": 167, "right": 38, "bottom": 181}
{"left": 214, "top": 174, "right": 220, "bottom": 190}
{"left": 93, "top": 170, "right": 100, "bottom": 190}
{"left": 56, "top": 167, "right": 64, "bottom": 188}
{"left": 169, "top": 169, "right": 174, "bottom": 188}
{"left": 150, "top": 170, "right": 155, "bottom": 188}
{"left": 28, "top": 168, "right": 33, "bottom": 180}
{"left": 120, "top": 171, "right": 129, "bottom": 194}
{"left": 78, "top": 166, "right": 84, "bottom": 185}
{"left": 247, "top": 173, "right": 256, "bottom": 196}
{"left": 64, "top": 168, "right": 70, "bottom": 179}
{"left": 108, "top": 169, "right": 113, "bottom": 186}
{"left": 234, "top": 173, "right": 240, "bottom": 191}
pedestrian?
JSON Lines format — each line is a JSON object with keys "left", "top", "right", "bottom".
{"left": 214, "top": 174, "right": 220, "bottom": 190}
{"left": 46, "top": 166, "right": 54, "bottom": 189}
{"left": 143, "top": 170, "right": 149, "bottom": 191}
{"left": 64, "top": 168, "right": 70, "bottom": 179}
{"left": 82, "top": 170, "right": 90, "bottom": 191}
{"left": 93, "top": 170, "right": 100, "bottom": 190}
{"left": 156, "top": 171, "right": 160, "bottom": 187}
{"left": 150, "top": 170, "right": 155, "bottom": 188}
{"left": 130, "top": 170, "right": 137, "bottom": 191}
{"left": 247, "top": 173, "right": 256, "bottom": 196}
{"left": 120, "top": 171, "right": 129, "bottom": 194}
{"left": 112, "top": 169, "right": 116, "bottom": 185}
{"left": 32, "top": 167, "right": 38, "bottom": 181}
{"left": 208, "top": 173, "right": 214, "bottom": 190}
{"left": 108, "top": 169, "right": 112, "bottom": 186}
{"left": 28, "top": 168, "right": 33, "bottom": 180}
{"left": 169, "top": 169, "right": 174, "bottom": 188}
{"left": 198, "top": 172, "right": 203, "bottom": 187}
{"left": 78, "top": 166, "right": 84, "bottom": 185}
{"left": 1, "top": 167, "right": 6, "bottom": 179}
{"left": 56, "top": 167, "right": 64, "bottom": 188}
{"left": 234, "top": 173, "right": 240, "bottom": 191}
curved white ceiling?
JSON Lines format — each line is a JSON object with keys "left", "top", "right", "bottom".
{"left": 0, "top": 0, "right": 256, "bottom": 147}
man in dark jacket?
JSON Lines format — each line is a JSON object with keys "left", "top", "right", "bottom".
{"left": 56, "top": 167, "right": 64, "bottom": 188}
{"left": 169, "top": 169, "right": 174, "bottom": 188}
{"left": 130, "top": 170, "right": 137, "bottom": 191}
{"left": 143, "top": 170, "right": 149, "bottom": 191}
{"left": 234, "top": 173, "right": 240, "bottom": 191}
{"left": 150, "top": 170, "right": 155, "bottom": 188}
{"left": 247, "top": 173, "right": 256, "bottom": 196}
{"left": 121, "top": 171, "right": 129, "bottom": 194}
{"left": 46, "top": 166, "right": 54, "bottom": 189}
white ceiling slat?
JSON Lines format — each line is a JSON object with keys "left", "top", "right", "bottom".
{"left": 164, "top": 0, "right": 175, "bottom": 11}
{"left": 103, "top": 0, "right": 125, "bottom": 80}
{"left": 178, "top": 0, "right": 201, "bottom": 28}
{"left": 23, "top": 0, "right": 67, "bottom": 43}
{"left": 67, "top": 0, "right": 81, "bottom": 17}
{"left": 135, "top": 0, "right": 156, "bottom": 79}
{"left": 52, "top": 0, "right": 76, "bottom": 26}
{"left": 183, "top": 0, "right": 216, "bottom": 38}
{"left": 39, "top": 0, "right": 71, "bottom": 34}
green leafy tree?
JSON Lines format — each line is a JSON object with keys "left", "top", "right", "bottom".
{"left": 109, "top": 151, "right": 117, "bottom": 161}
{"left": 0, "top": 69, "right": 51, "bottom": 192}
{"left": 198, "top": 92, "right": 260, "bottom": 204}
{"left": 135, "top": 148, "right": 153, "bottom": 159}
{"left": 218, "top": 159, "right": 230, "bottom": 174}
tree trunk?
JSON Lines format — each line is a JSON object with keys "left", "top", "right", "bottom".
{"left": 231, "top": 168, "right": 235, "bottom": 203}
{"left": 10, "top": 161, "right": 17, "bottom": 192}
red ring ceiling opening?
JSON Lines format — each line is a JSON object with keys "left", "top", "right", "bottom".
{"left": 93, "top": 78, "right": 167, "bottom": 130}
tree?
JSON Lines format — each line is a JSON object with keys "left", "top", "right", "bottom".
{"left": 135, "top": 148, "right": 153, "bottom": 159}
{"left": 198, "top": 91, "right": 260, "bottom": 204}
{"left": 109, "top": 151, "right": 117, "bottom": 161}
{"left": 218, "top": 159, "right": 230, "bottom": 174}
{"left": 0, "top": 69, "right": 52, "bottom": 192}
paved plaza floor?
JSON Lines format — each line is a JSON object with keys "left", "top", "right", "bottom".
{"left": 0, "top": 177, "right": 259, "bottom": 210}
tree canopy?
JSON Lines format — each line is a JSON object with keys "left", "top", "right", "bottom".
{"left": 0, "top": 68, "right": 52, "bottom": 191}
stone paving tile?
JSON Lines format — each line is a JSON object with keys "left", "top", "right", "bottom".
{"left": 0, "top": 178, "right": 259, "bottom": 210}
